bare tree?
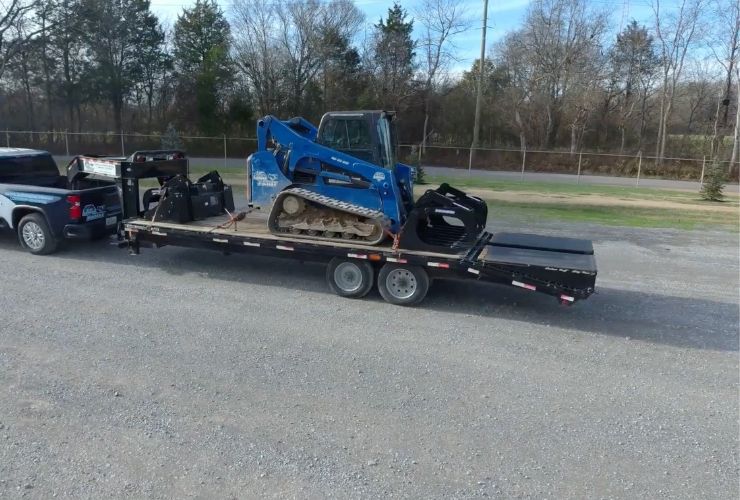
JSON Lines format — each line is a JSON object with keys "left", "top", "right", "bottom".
{"left": 0, "top": 0, "right": 36, "bottom": 82}
{"left": 708, "top": 0, "right": 739, "bottom": 168}
{"left": 232, "top": 0, "right": 285, "bottom": 115}
{"left": 651, "top": 0, "right": 705, "bottom": 165}
{"left": 731, "top": 65, "right": 740, "bottom": 168}
{"left": 516, "top": 0, "right": 608, "bottom": 148}
{"left": 415, "top": 0, "right": 469, "bottom": 152}
{"left": 232, "top": 0, "right": 362, "bottom": 116}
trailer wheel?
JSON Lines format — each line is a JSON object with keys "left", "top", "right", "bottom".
{"left": 17, "top": 213, "right": 58, "bottom": 255}
{"left": 326, "top": 258, "right": 374, "bottom": 298}
{"left": 377, "top": 263, "right": 429, "bottom": 306}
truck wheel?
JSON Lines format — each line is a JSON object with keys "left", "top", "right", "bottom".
{"left": 377, "top": 263, "right": 430, "bottom": 306}
{"left": 326, "top": 258, "right": 374, "bottom": 298}
{"left": 17, "top": 213, "right": 58, "bottom": 255}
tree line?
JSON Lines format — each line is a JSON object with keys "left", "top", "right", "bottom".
{"left": 0, "top": 0, "right": 738, "bottom": 167}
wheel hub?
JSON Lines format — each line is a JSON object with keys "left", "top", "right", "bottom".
{"left": 333, "top": 262, "right": 363, "bottom": 293}
{"left": 386, "top": 269, "right": 417, "bottom": 300}
{"left": 22, "top": 222, "right": 45, "bottom": 250}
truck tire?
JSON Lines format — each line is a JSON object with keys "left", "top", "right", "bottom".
{"left": 377, "top": 263, "right": 430, "bottom": 306}
{"left": 17, "top": 213, "right": 58, "bottom": 255}
{"left": 326, "top": 257, "right": 374, "bottom": 298}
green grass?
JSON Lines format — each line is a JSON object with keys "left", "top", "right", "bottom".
{"left": 426, "top": 175, "right": 739, "bottom": 207}
{"left": 484, "top": 200, "right": 738, "bottom": 231}
{"left": 184, "top": 166, "right": 738, "bottom": 230}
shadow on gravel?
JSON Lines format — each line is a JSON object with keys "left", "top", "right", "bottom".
{"left": 1, "top": 233, "right": 737, "bottom": 353}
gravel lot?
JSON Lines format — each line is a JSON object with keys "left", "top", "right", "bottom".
{"left": 0, "top": 218, "right": 737, "bottom": 499}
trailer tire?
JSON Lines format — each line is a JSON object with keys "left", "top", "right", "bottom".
{"left": 377, "top": 263, "right": 429, "bottom": 306}
{"left": 17, "top": 213, "right": 58, "bottom": 255}
{"left": 326, "top": 258, "right": 374, "bottom": 298}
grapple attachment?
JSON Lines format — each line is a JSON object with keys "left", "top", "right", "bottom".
{"left": 399, "top": 183, "right": 488, "bottom": 254}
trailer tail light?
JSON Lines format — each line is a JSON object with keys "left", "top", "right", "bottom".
{"left": 67, "top": 195, "right": 81, "bottom": 220}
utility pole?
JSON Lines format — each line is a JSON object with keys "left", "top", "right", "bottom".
{"left": 469, "top": 0, "right": 489, "bottom": 171}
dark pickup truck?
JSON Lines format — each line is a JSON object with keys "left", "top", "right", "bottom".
{"left": 0, "top": 148, "right": 122, "bottom": 254}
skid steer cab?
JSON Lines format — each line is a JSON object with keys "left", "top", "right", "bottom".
{"left": 246, "top": 110, "right": 488, "bottom": 252}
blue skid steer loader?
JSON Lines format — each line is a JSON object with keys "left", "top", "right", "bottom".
{"left": 247, "top": 111, "right": 488, "bottom": 253}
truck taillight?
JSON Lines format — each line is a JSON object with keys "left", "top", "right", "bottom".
{"left": 67, "top": 195, "right": 81, "bottom": 220}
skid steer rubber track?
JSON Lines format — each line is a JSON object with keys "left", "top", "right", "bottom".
{"left": 268, "top": 187, "right": 388, "bottom": 245}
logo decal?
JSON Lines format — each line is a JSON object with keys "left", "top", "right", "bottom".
{"left": 253, "top": 170, "right": 279, "bottom": 188}
{"left": 5, "top": 191, "right": 60, "bottom": 204}
{"left": 82, "top": 204, "right": 106, "bottom": 221}
{"left": 372, "top": 172, "right": 386, "bottom": 182}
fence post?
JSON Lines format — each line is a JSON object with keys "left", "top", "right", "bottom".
{"left": 576, "top": 151, "right": 583, "bottom": 184}
{"left": 467, "top": 145, "right": 474, "bottom": 173}
{"left": 120, "top": 131, "right": 125, "bottom": 156}
{"left": 65, "top": 131, "right": 70, "bottom": 156}
{"left": 520, "top": 149, "right": 526, "bottom": 181}
{"left": 636, "top": 151, "right": 642, "bottom": 186}
{"left": 5, "top": 130, "right": 9, "bottom": 147}
{"left": 223, "top": 134, "right": 227, "bottom": 169}
{"left": 700, "top": 155, "right": 706, "bottom": 187}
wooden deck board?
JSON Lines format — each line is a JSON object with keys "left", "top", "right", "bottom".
{"left": 125, "top": 214, "right": 466, "bottom": 259}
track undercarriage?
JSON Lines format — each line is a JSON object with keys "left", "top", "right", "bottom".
{"left": 268, "top": 187, "right": 387, "bottom": 244}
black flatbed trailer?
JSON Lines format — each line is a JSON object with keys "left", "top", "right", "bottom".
{"left": 109, "top": 151, "right": 596, "bottom": 306}
{"left": 121, "top": 215, "right": 596, "bottom": 306}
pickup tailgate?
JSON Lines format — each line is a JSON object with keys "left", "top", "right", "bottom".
{"left": 75, "top": 184, "right": 122, "bottom": 226}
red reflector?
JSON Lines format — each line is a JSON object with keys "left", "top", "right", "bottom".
{"left": 67, "top": 195, "right": 81, "bottom": 220}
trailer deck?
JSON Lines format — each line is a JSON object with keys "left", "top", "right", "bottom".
{"left": 123, "top": 212, "right": 597, "bottom": 306}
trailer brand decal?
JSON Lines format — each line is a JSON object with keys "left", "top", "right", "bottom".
{"left": 253, "top": 170, "right": 279, "bottom": 188}
{"left": 5, "top": 191, "right": 60, "bottom": 204}
{"left": 82, "top": 204, "right": 106, "bottom": 221}
{"left": 348, "top": 253, "right": 367, "bottom": 259}
{"left": 82, "top": 159, "right": 117, "bottom": 177}
{"left": 512, "top": 280, "right": 536, "bottom": 291}
{"left": 546, "top": 266, "right": 591, "bottom": 274}
{"left": 427, "top": 262, "right": 450, "bottom": 269}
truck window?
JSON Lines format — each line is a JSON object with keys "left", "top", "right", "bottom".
{"left": 0, "top": 153, "right": 59, "bottom": 180}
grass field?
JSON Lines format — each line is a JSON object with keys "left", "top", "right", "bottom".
{"left": 186, "top": 166, "right": 738, "bottom": 231}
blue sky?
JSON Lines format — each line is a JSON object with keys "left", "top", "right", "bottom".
{"left": 150, "top": 0, "right": 660, "bottom": 72}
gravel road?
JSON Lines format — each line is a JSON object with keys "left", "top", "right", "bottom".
{"left": 0, "top": 219, "right": 738, "bottom": 499}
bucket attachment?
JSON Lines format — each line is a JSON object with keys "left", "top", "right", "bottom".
{"left": 399, "top": 183, "right": 488, "bottom": 254}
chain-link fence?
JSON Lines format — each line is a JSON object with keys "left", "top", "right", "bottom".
{"left": 4, "top": 129, "right": 737, "bottom": 184}
{"left": 399, "top": 144, "right": 738, "bottom": 184}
